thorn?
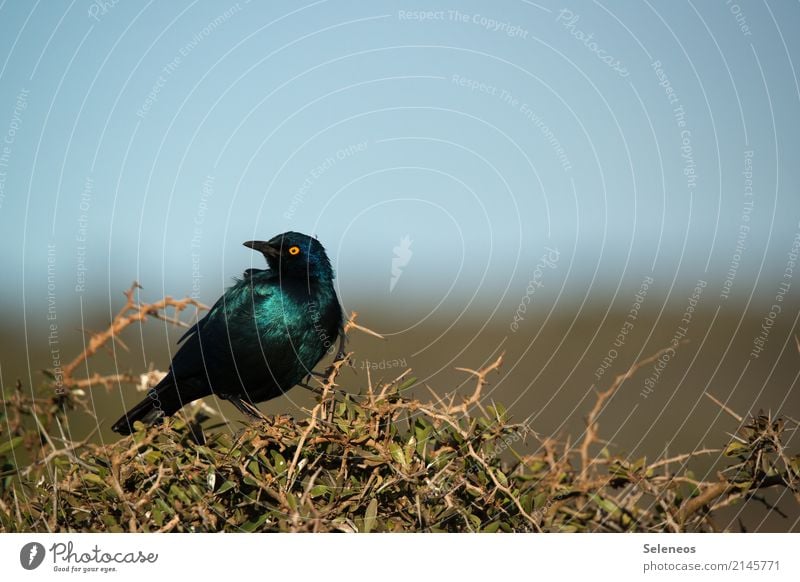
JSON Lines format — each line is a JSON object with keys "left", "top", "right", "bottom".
{"left": 705, "top": 392, "right": 743, "bottom": 423}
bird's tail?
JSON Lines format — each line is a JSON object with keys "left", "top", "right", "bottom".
{"left": 111, "top": 374, "right": 189, "bottom": 435}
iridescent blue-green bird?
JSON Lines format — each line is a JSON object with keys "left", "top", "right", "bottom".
{"left": 112, "top": 232, "right": 344, "bottom": 435}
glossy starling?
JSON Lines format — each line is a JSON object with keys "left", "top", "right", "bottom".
{"left": 112, "top": 231, "right": 344, "bottom": 434}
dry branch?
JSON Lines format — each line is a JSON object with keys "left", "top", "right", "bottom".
{"left": 60, "top": 282, "right": 206, "bottom": 393}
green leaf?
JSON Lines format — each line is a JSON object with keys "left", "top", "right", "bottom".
{"left": 388, "top": 443, "right": 408, "bottom": 470}
{"left": 247, "top": 459, "right": 262, "bottom": 478}
{"left": 363, "top": 497, "right": 378, "bottom": 533}
{"left": 725, "top": 441, "right": 749, "bottom": 456}
{"left": 0, "top": 437, "right": 23, "bottom": 456}
{"left": 488, "top": 403, "right": 507, "bottom": 422}
{"left": 495, "top": 469, "right": 508, "bottom": 487}
{"left": 270, "top": 450, "right": 287, "bottom": 473}
{"left": 240, "top": 513, "right": 269, "bottom": 532}
{"left": 403, "top": 436, "right": 416, "bottom": 466}
{"left": 169, "top": 484, "right": 191, "bottom": 505}
{"left": 156, "top": 498, "right": 175, "bottom": 516}
{"left": 397, "top": 377, "right": 417, "bottom": 392}
{"left": 533, "top": 492, "right": 548, "bottom": 510}
{"left": 309, "top": 485, "right": 329, "bottom": 499}
{"left": 590, "top": 493, "right": 620, "bottom": 515}
{"left": 82, "top": 473, "right": 106, "bottom": 487}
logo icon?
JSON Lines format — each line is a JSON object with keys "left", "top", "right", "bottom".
{"left": 390, "top": 235, "right": 413, "bottom": 292}
{"left": 20, "top": 542, "right": 46, "bottom": 570}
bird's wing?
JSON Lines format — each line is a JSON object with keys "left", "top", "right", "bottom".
{"left": 176, "top": 292, "right": 225, "bottom": 344}
{"left": 169, "top": 275, "right": 276, "bottom": 381}
{"left": 176, "top": 269, "right": 267, "bottom": 344}
{"left": 177, "top": 324, "right": 198, "bottom": 344}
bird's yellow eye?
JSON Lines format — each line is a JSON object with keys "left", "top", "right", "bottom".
{"left": 288, "top": 245, "right": 300, "bottom": 256}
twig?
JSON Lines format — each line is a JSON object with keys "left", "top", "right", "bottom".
{"left": 649, "top": 448, "right": 722, "bottom": 470}
{"left": 344, "top": 311, "right": 384, "bottom": 339}
{"left": 61, "top": 282, "right": 206, "bottom": 391}
{"left": 449, "top": 354, "right": 503, "bottom": 415}
{"left": 704, "top": 391, "right": 744, "bottom": 423}
{"left": 580, "top": 344, "right": 682, "bottom": 478}
{"left": 157, "top": 515, "right": 181, "bottom": 533}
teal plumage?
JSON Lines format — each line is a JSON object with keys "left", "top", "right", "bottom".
{"left": 112, "top": 232, "right": 343, "bottom": 435}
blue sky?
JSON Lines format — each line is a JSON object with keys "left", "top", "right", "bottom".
{"left": 1, "top": 0, "right": 798, "bottom": 325}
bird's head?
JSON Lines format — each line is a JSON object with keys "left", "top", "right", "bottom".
{"left": 244, "top": 231, "right": 334, "bottom": 282}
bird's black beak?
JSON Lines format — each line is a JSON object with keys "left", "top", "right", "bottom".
{"left": 243, "top": 240, "right": 280, "bottom": 258}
